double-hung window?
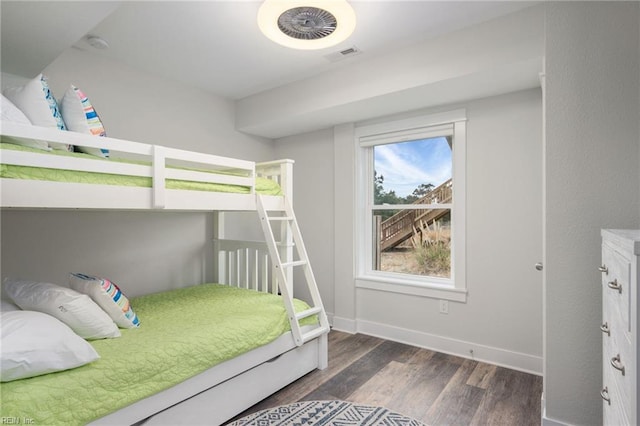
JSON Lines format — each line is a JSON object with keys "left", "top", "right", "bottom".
{"left": 355, "top": 110, "right": 467, "bottom": 302}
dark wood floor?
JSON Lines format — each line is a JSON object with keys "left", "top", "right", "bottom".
{"left": 231, "top": 330, "right": 543, "bottom": 425}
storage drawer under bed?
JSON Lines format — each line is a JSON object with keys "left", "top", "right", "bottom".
{"left": 141, "top": 337, "right": 321, "bottom": 426}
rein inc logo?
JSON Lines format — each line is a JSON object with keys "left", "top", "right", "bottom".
{"left": 1, "top": 418, "right": 34, "bottom": 424}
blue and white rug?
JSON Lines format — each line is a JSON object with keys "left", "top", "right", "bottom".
{"left": 229, "top": 400, "right": 425, "bottom": 425}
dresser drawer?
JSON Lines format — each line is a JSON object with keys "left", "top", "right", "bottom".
{"left": 603, "top": 325, "right": 633, "bottom": 416}
{"left": 602, "top": 243, "right": 632, "bottom": 334}
{"left": 603, "top": 345, "right": 632, "bottom": 426}
{"left": 603, "top": 381, "right": 631, "bottom": 426}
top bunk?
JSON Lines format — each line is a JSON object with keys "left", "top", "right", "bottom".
{"left": 0, "top": 122, "right": 291, "bottom": 211}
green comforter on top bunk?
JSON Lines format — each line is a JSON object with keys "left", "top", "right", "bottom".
{"left": 0, "top": 284, "right": 315, "bottom": 425}
{"left": 0, "top": 142, "right": 282, "bottom": 195}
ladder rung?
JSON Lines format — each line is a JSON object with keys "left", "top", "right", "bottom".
{"left": 301, "top": 326, "right": 329, "bottom": 343}
{"left": 267, "top": 216, "right": 293, "bottom": 221}
{"left": 295, "top": 306, "right": 322, "bottom": 321}
{"left": 275, "top": 241, "right": 296, "bottom": 247}
{"left": 281, "top": 260, "right": 307, "bottom": 268}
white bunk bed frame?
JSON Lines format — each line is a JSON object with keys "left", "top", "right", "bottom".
{"left": 0, "top": 122, "right": 287, "bottom": 211}
{"left": 0, "top": 122, "right": 329, "bottom": 426}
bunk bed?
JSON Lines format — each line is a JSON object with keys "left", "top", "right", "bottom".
{"left": 0, "top": 122, "right": 330, "bottom": 425}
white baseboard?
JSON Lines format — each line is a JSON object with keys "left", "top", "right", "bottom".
{"left": 542, "top": 414, "right": 568, "bottom": 426}
{"left": 541, "top": 394, "right": 571, "bottom": 426}
{"left": 356, "top": 319, "right": 543, "bottom": 375}
{"left": 331, "top": 316, "right": 357, "bottom": 334}
{"left": 325, "top": 311, "right": 334, "bottom": 326}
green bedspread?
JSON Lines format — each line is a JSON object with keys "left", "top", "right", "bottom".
{"left": 0, "top": 143, "right": 282, "bottom": 195}
{"left": 0, "top": 284, "right": 315, "bottom": 425}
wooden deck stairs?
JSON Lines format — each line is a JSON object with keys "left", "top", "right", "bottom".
{"left": 379, "top": 179, "right": 452, "bottom": 251}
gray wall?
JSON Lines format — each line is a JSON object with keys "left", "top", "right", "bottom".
{"left": 1, "top": 211, "right": 214, "bottom": 298}
{"left": 275, "top": 88, "right": 543, "bottom": 373}
{"left": 543, "top": 2, "right": 640, "bottom": 424}
{"left": 274, "top": 129, "right": 335, "bottom": 312}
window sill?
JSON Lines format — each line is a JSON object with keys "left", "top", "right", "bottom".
{"left": 355, "top": 275, "right": 467, "bottom": 302}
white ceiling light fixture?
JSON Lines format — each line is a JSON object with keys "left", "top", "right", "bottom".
{"left": 86, "top": 35, "right": 109, "bottom": 50}
{"left": 258, "top": 0, "right": 356, "bottom": 50}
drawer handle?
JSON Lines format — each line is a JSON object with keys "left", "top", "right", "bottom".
{"left": 600, "top": 387, "right": 611, "bottom": 405}
{"left": 611, "top": 354, "right": 625, "bottom": 375}
{"left": 600, "top": 322, "right": 611, "bottom": 336}
{"left": 598, "top": 265, "right": 608, "bottom": 274}
{"left": 607, "top": 279, "right": 622, "bottom": 294}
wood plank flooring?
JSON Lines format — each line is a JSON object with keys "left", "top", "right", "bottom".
{"left": 230, "top": 330, "right": 542, "bottom": 425}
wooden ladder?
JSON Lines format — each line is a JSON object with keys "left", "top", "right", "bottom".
{"left": 257, "top": 195, "right": 330, "bottom": 346}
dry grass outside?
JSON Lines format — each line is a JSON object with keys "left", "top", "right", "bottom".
{"left": 379, "top": 222, "right": 451, "bottom": 278}
{"left": 380, "top": 249, "right": 423, "bottom": 274}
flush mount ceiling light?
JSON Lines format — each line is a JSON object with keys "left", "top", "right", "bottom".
{"left": 258, "top": 0, "right": 356, "bottom": 50}
{"left": 86, "top": 35, "right": 109, "bottom": 50}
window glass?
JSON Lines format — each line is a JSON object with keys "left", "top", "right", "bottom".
{"left": 373, "top": 137, "right": 452, "bottom": 205}
{"left": 372, "top": 208, "right": 451, "bottom": 278}
{"left": 371, "top": 137, "right": 452, "bottom": 279}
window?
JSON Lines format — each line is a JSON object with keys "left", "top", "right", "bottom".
{"left": 355, "top": 110, "right": 467, "bottom": 302}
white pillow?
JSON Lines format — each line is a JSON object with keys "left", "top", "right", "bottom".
{"left": 1, "top": 310, "right": 100, "bottom": 382}
{"left": 69, "top": 273, "right": 140, "bottom": 329}
{"left": 59, "top": 85, "right": 109, "bottom": 158}
{"left": 2, "top": 73, "right": 71, "bottom": 151}
{"left": 0, "top": 94, "right": 50, "bottom": 150}
{"left": 1, "top": 94, "right": 31, "bottom": 123}
{"left": 3, "top": 279, "right": 120, "bottom": 340}
{"left": 1, "top": 299, "right": 20, "bottom": 312}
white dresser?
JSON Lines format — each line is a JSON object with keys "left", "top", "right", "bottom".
{"left": 601, "top": 229, "right": 640, "bottom": 425}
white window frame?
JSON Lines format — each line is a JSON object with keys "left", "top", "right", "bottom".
{"left": 355, "top": 109, "right": 467, "bottom": 302}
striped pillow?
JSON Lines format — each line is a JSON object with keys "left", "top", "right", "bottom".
{"left": 69, "top": 273, "right": 140, "bottom": 329}
{"left": 60, "top": 85, "right": 108, "bottom": 158}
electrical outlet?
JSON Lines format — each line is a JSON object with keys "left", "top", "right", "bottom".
{"left": 439, "top": 300, "right": 449, "bottom": 314}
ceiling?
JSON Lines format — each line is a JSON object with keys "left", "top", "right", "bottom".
{"left": 1, "top": 1, "right": 538, "bottom": 101}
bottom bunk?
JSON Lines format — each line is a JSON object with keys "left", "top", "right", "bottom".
{"left": 0, "top": 283, "right": 328, "bottom": 426}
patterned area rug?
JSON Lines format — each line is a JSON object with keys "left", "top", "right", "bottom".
{"left": 229, "top": 400, "right": 425, "bottom": 426}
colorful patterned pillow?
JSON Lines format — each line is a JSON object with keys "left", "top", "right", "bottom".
{"left": 69, "top": 273, "right": 140, "bottom": 329}
{"left": 60, "top": 85, "right": 109, "bottom": 158}
{"left": 2, "top": 74, "right": 71, "bottom": 151}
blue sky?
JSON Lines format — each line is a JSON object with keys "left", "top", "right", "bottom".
{"left": 374, "top": 137, "right": 452, "bottom": 197}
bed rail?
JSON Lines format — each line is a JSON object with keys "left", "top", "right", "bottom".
{"left": 0, "top": 122, "right": 293, "bottom": 211}
{"left": 256, "top": 159, "right": 294, "bottom": 201}
{"left": 151, "top": 145, "right": 255, "bottom": 208}
{"left": 1, "top": 122, "right": 255, "bottom": 208}
{"left": 214, "top": 238, "right": 279, "bottom": 294}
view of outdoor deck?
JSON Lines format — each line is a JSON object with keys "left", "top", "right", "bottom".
{"left": 378, "top": 178, "right": 452, "bottom": 251}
